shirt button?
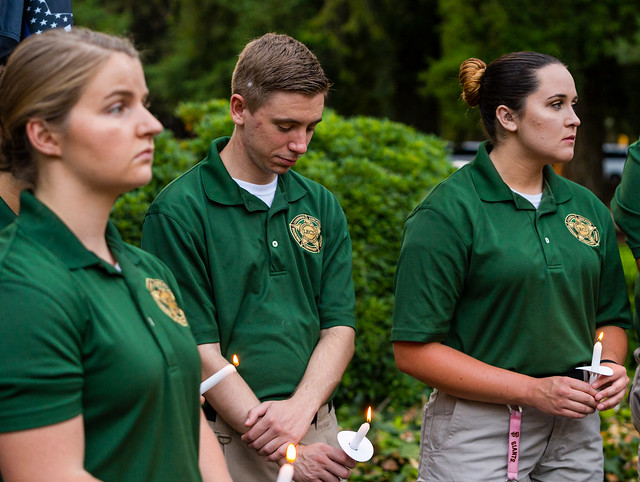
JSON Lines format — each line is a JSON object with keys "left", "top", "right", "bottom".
{"left": 545, "top": 237, "right": 550, "bottom": 244}
{"left": 272, "top": 240, "right": 278, "bottom": 247}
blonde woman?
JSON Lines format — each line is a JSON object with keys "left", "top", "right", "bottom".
{"left": 0, "top": 28, "right": 231, "bottom": 481}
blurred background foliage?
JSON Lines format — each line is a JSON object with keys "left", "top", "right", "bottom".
{"left": 75, "top": 0, "right": 640, "bottom": 199}
{"left": 76, "top": 0, "right": 640, "bottom": 479}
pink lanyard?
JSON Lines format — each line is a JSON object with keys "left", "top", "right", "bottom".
{"left": 507, "top": 405, "right": 522, "bottom": 481}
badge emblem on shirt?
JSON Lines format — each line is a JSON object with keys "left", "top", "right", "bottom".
{"left": 565, "top": 214, "right": 600, "bottom": 247}
{"left": 145, "top": 278, "right": 188, "bottom": 326}
{"left": 289, "top": 214, "right": 323, "bottom": 253}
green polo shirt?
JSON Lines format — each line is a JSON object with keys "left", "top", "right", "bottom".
{"left": 0, "top": 192, "right": 202, "bottom": 481}
{"left": 0, "top": 196, "right": 15, "bottom": 230}
{"left": 142, "top": 137, "right": 356, "bottom": 401}
{"left": 611, "top": 140, "right": 640, "bottom": 337}
{"left": 392, "top": 141, "right": 631, "bottom": 377}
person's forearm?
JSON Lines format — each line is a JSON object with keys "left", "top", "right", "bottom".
{"left": 289, "top": 326, "right": 355, "bottom": 419}
{"left": 199, "top": 343, "right": 261, "bottom": 433}
{"left": 393, "top": 341, "right": 539, "bottom": 407}
{"left": 198, "top": 410, "right": 232, "bottom": 482}
{"left": 598, "top": 325, "right": 628, "bottom": 364}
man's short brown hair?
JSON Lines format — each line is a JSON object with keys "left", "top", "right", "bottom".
{"left": 231, "top": 33, "right": 331, "bottom": 112}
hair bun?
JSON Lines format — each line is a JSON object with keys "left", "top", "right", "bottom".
{"left": 459, "top": 58, "right": 486, "bottom": 107}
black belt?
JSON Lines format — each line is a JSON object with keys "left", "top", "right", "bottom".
{"left": 535, "top": 366, "right": 589, "bottom": 381}
{"left": 203, "top": 399, "right": 334, "bottom": 425}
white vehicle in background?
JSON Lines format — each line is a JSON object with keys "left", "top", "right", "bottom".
{"left": 602, "top": 142, "right": 628, "bottom": 184}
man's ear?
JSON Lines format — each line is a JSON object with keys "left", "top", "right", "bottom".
{"left": 229, "top": 94, "right": 248, "bottom": 126}
{"left": 496, "top": 105, "right": 518, "bottom": 133}
{"left": 25, "top": 118, "right": 62, "bottom": 157}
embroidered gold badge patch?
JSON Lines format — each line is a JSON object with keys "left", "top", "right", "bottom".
{"left": 145, "top": 278, "right": 188, "bottom": 326}
{"left": 565, "top": 214, "right": 600, "bottom": 247}
{"left": 289, "top": 214, "right": 323, "bottom": 253}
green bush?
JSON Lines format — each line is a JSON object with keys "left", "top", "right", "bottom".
{"left": 112, "top": 99, "right": 454, "bottom": 410}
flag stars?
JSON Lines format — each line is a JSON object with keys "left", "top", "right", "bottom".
{"left": 40, "top": 19, "right": 48, "bottom": 25}
{"left": 34, "top": 7, "right": 41, "bottom": 13}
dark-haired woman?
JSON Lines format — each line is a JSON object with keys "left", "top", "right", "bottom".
{"left": 392, "top": 52, "right": 631, "bottom": 481}
{"left": 0, "top": 28, "right": 231, "bottom": 481}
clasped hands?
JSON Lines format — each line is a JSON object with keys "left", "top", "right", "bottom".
{"left": 241, "top": 398, "right": 356, "bottom": 481}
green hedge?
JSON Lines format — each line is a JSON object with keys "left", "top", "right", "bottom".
{"left": 112, "top": 99, "right": 454, "bottom": 409}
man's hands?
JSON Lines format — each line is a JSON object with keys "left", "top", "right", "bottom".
{"left": 292, "top": 444, "right": 357, "bottom": 482}
{"left": 241, "top": 399, "right": 316, "bottom": 460}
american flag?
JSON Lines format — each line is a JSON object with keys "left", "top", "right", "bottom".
{"left": 24, "top": 0, "right": 73, "bottom": 36}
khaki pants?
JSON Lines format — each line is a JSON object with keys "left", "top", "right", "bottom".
{"left": 209, "top": 403, "right": 339, "bottom": 482}
{"left": 418, "top": 390, "right": 603, "bottom": 482}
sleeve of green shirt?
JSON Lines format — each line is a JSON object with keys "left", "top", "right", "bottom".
{"left": 0, "top": 282, "right": 84, "bottom": 432}
{"left": 142, "top": 212, "right": 219, "bottom": 344}
{"left": 392, "top": 206, "right": 469, "bottom": 343}
{"left": 317, "top": 200, "right": 356, "bottom": 330}
{"left": 612, "top": 141, "right": 640, "bottom": 258}
{"left": 596, "top": 206, "right": 634, "bottom": 330}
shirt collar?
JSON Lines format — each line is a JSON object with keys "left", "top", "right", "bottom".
{"left": 16, "top": 190, "right": 138, "bottom": 270}
{"left": 201, "top": 137, "right": 307, "bottom": 211}
{"left": 471, "top": 140, "right": 573, "bottom": 210}
{"left": 0, "top": 195, "right": 16, "bottom": 227}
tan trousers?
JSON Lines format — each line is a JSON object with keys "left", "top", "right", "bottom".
{"left": 209, "top": 403, "right": 339, "bottom": 482}
{"left": 417, "top": 389, "right": 603, "bottom": 482}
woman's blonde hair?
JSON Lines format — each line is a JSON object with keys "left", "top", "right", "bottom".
{"left": 0, "top": 28, "right": 138, "bottom": 186}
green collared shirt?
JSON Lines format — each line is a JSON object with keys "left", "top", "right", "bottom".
{"left": 0, "top": 196, "right": 16, "bottom": 230}
{"left": 0, "top": 192, "right": 202, "bottom": 481}
{"left": 611, "top": 139, "right": 640, "bottom": 337}
{"left": 393, "top": 141, "right": 631, "bottom": 376}
{"left": 143, "top": 137, "right": 356, "bottom": 401}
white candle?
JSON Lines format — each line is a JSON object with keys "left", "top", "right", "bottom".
{"left": 276, "top": 463, "right": 294, "bottom": 482}
{"left": 276, "top": 444, "right": 296, "bottom": 482}
{"left": 591, "top": 341, "right": 601, "bottom": 372}
{"left": 349, "top": 421, "right": 370, "bottom": 450}
{"left": 200, "top": 364, "right": 236, "bottom": 394}
{"left": 589, "top": 333, "right": 603, "bottom": 384}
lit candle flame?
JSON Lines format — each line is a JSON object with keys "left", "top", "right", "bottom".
{"left": 286, "top": 444, "right": 297, "bottom": 463}
{"left": 597, "top": 332, "right": 604, "bottom": 342}
{"left": 232, "top": 354, "right": 239, "bottom": 366}
{"left": 366, "top": 406, "right": 372, "bottom": 423}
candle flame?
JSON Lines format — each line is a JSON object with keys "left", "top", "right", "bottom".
{"left": 597, "top": 332, "right": 604, "bottom": 342}
{"left": 366, "top": 406, "right": 372, "bottom": 423}
{"left": 232, "top": 354, "right": 239, "bottom": 366}
{"left": 286, "top": 443, "right": 297, "bottom": 463}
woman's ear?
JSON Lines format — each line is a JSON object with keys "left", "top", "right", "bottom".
{"left": 229, "top": 94, "right": 247, "bottom": 126}
{"left": 496, "top": 105, "right": 518, "bottom": 133}
{"left": 25, "top": 118, "right": 62, "bottom": 157}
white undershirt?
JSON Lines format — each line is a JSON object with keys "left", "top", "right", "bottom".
{"left": 233, "top": 177, "right": 278, "bottom": 208}
{"left": 511, "top": 189, "right": 542, "bottom": 209}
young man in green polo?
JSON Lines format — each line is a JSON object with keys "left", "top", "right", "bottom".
{"left": 142, "top": 33, "right": 357, "bottom": 481}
